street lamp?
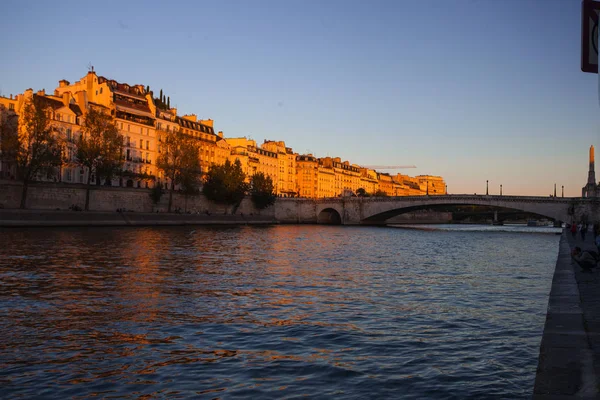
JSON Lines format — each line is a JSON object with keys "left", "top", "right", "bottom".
{"left": 500, "top": 184, "right": 502, "bottom": 196}
{"left": 445, "top": 184, "right": 448, "bottom": 195}
{"left": 486, "top": 180, "right": 489, "bottom": 195}
{"left": 562, "top": 186, "right": 564, "bottom": 198}
{"left": 554, "top": 183, "right": 556, "bottom": 198}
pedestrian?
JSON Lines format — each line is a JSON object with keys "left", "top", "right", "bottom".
{"left": 571, "top": 223, "right": 577, "bottom": 238}
{"left": 581, "top": 223, "right": 587, "bottom": 241}
{"left": 572, "top": 247, "right": 598, "bottom": 270}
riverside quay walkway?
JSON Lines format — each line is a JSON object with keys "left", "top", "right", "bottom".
{"left": 533, "top": 231, "right": 600, "bottom": 398}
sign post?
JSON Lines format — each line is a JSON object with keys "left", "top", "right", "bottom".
{"left": 581, "top": 0, "right": 600, "bottom": 73}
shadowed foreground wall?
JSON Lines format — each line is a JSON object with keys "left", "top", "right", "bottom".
{"left": 0, "top": 180, "right": 272, "bottom": 216}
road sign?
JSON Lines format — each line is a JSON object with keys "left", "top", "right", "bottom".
{"left": 582, "top": 0, "right": 600, "bottom": 73}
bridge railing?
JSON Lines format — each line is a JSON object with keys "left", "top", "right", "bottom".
{"left": 277, "top": 195, "right": 591, "bottom": 204}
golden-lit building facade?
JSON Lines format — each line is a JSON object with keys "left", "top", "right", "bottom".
{"left": 296, "top": 154, "right": 318, "bottom": 198}
{"left": 54, "top": 71, "right": 158, "bottom": 188}
{"left": 317, "top": 164, "right": 336, "bottom": 198}
{"left": 214, "top": 132, "right": 231, "bottom": 168}
{"left": 3, "top": 70, "right": 448, "bottom": 199}
{"left": 152, "top": 107, "right": 179, "bottom": 184}
{"left": 2, "top": 89, "right": 86, "bottom": 184}
{"left": 416, "top": 175, "right": 446, "bottom": 195}
{"left": 319, "top": 157, "right": 361, "bottom": 196}
{"left": 261, "top": 140, "right": 297, "bottom": 197}
{"left": 378, "top": 173, "right": 394, "bottom": 196}
{"left": 359, "top": 168, "right": 379, "bottom": 195}
{"left": 227, "top": 137, "right": 278, "bottom": 186}
{"left": 176, "top": 114, "right": 218, "bottom": 174}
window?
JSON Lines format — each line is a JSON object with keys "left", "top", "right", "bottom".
{"left": 100, "top": 87, "right": 103, "bottom": 94}
{"left": 146, "top": 140, "right": 149, "bottom": 150}
{"left": 146, "top": 152, "right": 149, "bottom": 163}
{"left": 9, "top": 103, "right": 14, "bottom": 110}
{"left": 139, "top": 139, "right": 143, "bottom": 149}
{"left": 66, "top": 170, "right": 72, "bottom": 181}
{"left": 66, "top": 128, "right": 72, "bottom": 140}
{"left": 128, "top": 124, "right": 130, "bottom": 132}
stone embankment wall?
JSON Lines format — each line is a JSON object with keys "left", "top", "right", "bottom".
{"left": 0, "top": 180, "right": 272, "bottom": 217}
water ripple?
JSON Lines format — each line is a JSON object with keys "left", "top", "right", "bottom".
{"left": 0, "top": 225, "right": 557, "bottom": 398}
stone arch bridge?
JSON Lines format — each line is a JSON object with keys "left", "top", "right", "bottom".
{"left": 274, "top": 195, "right": 600, "bottom": 225}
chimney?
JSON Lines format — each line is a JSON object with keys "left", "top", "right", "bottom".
{"left": 200, "top": 118, "right": 214, "bottom": 127}
{"left": 62, "top": 92, "right": 70, "bottom": 107}
{"left": 76, "top": 91, "right": 88, "bottom": 113}
{"left": 58, "top": 79, "right": 70, "bottom": 88}
{"left": 182, "top": 114, "right": 197, "bottom": 122}
{"left": 218, "top": 131, "right": 224, "bottom": 138}
{"left": 9, "top": 94, "right": 12, "bottom": 100}
{"left": 37, "top": 89, "right": 45, "bottom": 96}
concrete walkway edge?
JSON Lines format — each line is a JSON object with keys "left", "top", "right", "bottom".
{"left": 533, "top": 232, "right": 599, "bottom": 399}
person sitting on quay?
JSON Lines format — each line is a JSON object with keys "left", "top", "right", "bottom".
{"left": 571, "top": 246, "right": 598, "bottom": 270}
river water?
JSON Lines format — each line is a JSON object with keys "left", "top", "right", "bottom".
{"left": 0, "top": 224, "right": 560, "bottom": 399}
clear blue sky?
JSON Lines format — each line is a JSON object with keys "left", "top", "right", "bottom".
{"left": 1, "top": 0, "right": 598, "bottom": 196}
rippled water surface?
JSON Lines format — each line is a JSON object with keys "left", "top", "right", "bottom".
{"left": 0, "top": 225, "right": 559, "bottom": 399}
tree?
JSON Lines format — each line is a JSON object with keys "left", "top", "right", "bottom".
{"left": 9, "top": 97, "right": 62, "bottom": 209}
{"left": 157, "top": 131, "right": 202, "bottom": 212}
{"left": 149, "top": 182, "right": 164, "bottom": 204}
{"left": 167, "top": 96, "right": 170, "bottom": 109}
{"left": 356, "top": 188, "right": 370, "bottom": 197}
{"left": 250, "top": 172, "right": 276, "bottom": 209}
{"left": 0, "top": 105, "right": 18, "bottom": 179}
{"left": 203, "top": 159, "right": 249, "bottom": 206}
{"left": 75, "top": 108, "right": 123, "bottom": 210}
{"left": 374, "top": 189, "right": 388, "bottom": 197}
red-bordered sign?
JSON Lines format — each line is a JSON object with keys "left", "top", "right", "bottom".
{"left": 582, "top": 0, "right": 600, "bottom": 73}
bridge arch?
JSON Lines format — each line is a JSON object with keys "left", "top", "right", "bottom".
{"left": 317, "top": 208, "right": 342, "bottom": 225}
{"left": 351, "top": 196, "right": 580, "bottom": 225}
{"left": 361, "top": 203, "right": 563, "bottom": 225}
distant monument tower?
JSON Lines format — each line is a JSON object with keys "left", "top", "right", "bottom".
{"left": 582, "top": 145, "right": 598, "bottom": 197}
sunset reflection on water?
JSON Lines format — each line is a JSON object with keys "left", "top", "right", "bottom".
{"left": 0, "top": 225, "right": 558, "bottom": 398}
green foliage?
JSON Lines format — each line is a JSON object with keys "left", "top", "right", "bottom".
{"left": 76, "top": 108, "right": 123, "bottom": 184}
{"left": 156, "top": 131, "right": 202, "bottom": 211}
{"left": 250, "top": 172, "right": 276, "bottom": 209}
{"left": 203, "top": 159, "right": 249, "bottom": 205}
{"left": 374, "top": 189, "right": 388, "bottom": 197}
{"left": 0, "top": 105, "right": 18, "bottom": 175}
{"left": 356, "top": 188, "right": 370, "bottom": 197}
{"left": 150, "top": 182, "right": 164, "bottom": 204}
{"left": 10, "top": 97, "right": 63, "bottom": 208}
{"left": 15, "top": 98, "right": 63, "bottom": 179}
